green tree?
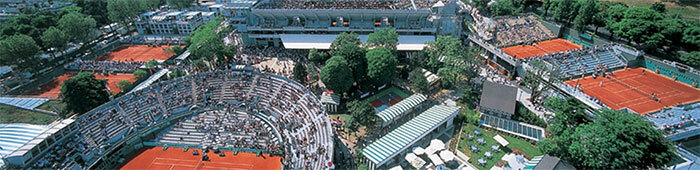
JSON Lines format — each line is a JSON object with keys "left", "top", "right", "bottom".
{"left": 347, "top": 100, "right": 376, "bottom": 130}
{"left": 542, "top": 0, "right": 557, "bottom": 18}
{"left": 58, "top": 6, "right": 83, "bottom": 17}
{"left": 0, "top": 34, "right": 41, "bottom": 71}
{"left": 366, "top": 27, "right": 398, "bottom": 49}
{"left": 133, "top": 70, "right": 149, "bottom": 80}
{"left": 308, "top": 48, "right": 329, "bottom": 64}
{"left": 60, "top": 72, "right": 111, "bottom": 115}
{"left": 573, "top": 0, "right": 597, "bottom": 31}
{"left": 680, "top": 51, "right": 700, "bottom": 67}
{"left": 650, "top": 2, "right": 666, "bottom": 13}
{"left": 489, "top": 0, "right": 515, "bottom": 16}
{"left": 41, "top": 27, "right": 70, "bottom": 55}
{"left": 410, "top": 69, "right": 430, "bottom": 94}
{"left": 73, "top": 0, "right": 110, "bottom": 26}
{"left": 365, "top": 47, "right": 398, "bottom": 87}
{"left": 169, "top": 68, "right": 185, "bottom": 78}
{"left": 330, "top": 32, "right": 361, "bottom": 51}
{"left": 107, "top": 0, "right": 146, "bottom": 30}
{"left": 553, "top": 0, "right": 577, "bottom": 24}
{"left": 471, "top": 0, "right": 490, "bottom": 12}
{"left": 436, "top": 67, "right": 457, "bottom": 89}
{"left": 58, "top": 12, "right": 96, "bottom": 42}
{"left": 333, "top": 43, "right": 366, "bottom": 83}
{"left": 659, "top": 18, "right": 687, "bottom": 46}
{"left": 117, "top": 80, "right": 132, "bottom": 90}
{"left": 424, "top": 36, "right": 466, "bottom": 71}
{"left": 292, "top": 63, "right": 307, "bottom": 84}
{"left": 167, "top": 0, "right": 193, "bottom": 9}
{"left": 611, "top": 7, "right": 664, "bottom": 47}
{"left": 320, "top": 56, "right": 354, "bottom": 94}
{"left": 683, "top": 25, "right": 699, "bottom": 48}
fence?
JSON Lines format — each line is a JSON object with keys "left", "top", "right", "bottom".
{"left": 644, "top": 56, "right": 700, "bottom": 88}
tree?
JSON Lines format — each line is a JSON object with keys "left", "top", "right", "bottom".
{"left": 366, "top": 27, "right": 398, "bottom": 49}
{"left": 553, "top": 0, "right": 577, "bottom": 24}
{"left": 436, "top": 67, "right": 457, "bottom": 89}
{"left": 107, "top": 0, "right": 146, "bottom": 30}
{"left": 133, "top": 70, "right": 149, "bottom": 80}
{"left": 611, "top": 7, "right": 664, "bottom": 47}
{"left": 58, "top": 12, "right": 96, "bottom": 42}
{"left": 541, "top": 109, "right": 675, "bottom": 169}
{"left": 41, "top": 27, "right": 70, "bottom": 55}
{"left": 292, "top": 63, "right": 307, "bottom": 84}
{"left": 58, "top": 6, "right": 82, "bottom": 17}
{"left": 331, "top": 33, "right": 366, "bottom": 83}
{"left": 330, "top": 32, "right": 361, "bottom": 51}
{"left": 683, "top": 25, "right": 699, "bottom": 48}
{"left": 650, "top": 2, "right": 666, "bottom": 13}
{"left": 117, "top": 80, "right": 132, "bottom": 90}
{"left": 365, "top": 47, "right": 398, "bottom": 87}
{"left": 424, "top": 36, "right": 466, "bottom": 71}
{"left": 659, "top": 18, "right": 687, "bottom": 46}
{"left": 347, "top": 100, "right": 375, "bottom": 130}
{"left": 542, "top": 0, "right": 557, "bottom": 18}
{"left": 167, "top": 0, "right": 193, "bottom": 9}
{"left": 471, "top": 0, "right": 490, "bottom": 12}
{"left": 308, "top": 48, "right": 329, "bottom": 64}
{"left": 320, "top": 56, "right": 354, "bottom": 94}
{"left": 60, "top": 72, "right": 111, "bottom": 115}
{"left": 489, "top": 0, "right": 515, "bottom": 16}
{"left": 573, "top": 0, "right": 597, "bottom": 31}
{"left": 74, "top": 0, "right": 109, "bottom": 26}
{"left": 169, "top": 68, "right": 185, "bottom": 79}
{"left": 410, "top": 69, "right": 430, "bottom": 94}
{"left": 0, "top": 34, "right": 41, "bottom": 71}
{"left": 680, "top": 51, "right": 700, "bottom": 67}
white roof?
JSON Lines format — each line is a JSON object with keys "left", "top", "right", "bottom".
{"left": 405, "top": 152, "right": 426, "bottom": 169}
{"left": 493, "top": 135, "right": 509, "bottom": 146}
{"left": 425, "top": 139, "right": 445, "bottom": 155}
{"left": 413, "top": 147, "right": 425, "bottom": 155}
{"left": 389, "top": 166, "right": 403, "bottom": 170}
{"left": 428, "top": 154, "right": 445, "bottom": 165}
{"left": 439, "top": 150, "right": 455, "bottom": 162}
{"left": 279, "top": 34, "right": 435, "bottom": 51}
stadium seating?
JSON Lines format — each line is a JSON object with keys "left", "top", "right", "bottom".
{"left": 544, "top": 44, "right": 627, "bottom": 77}
{"left": 30, "top": 69, "right": 333, "bottom": 170}
{"left": 646, "top": 104, "right": 700, "bottom": 141}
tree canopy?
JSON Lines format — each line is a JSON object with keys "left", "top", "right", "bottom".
{"left": 292, "top": 63, "right": 307, "bottom": 84}
{"left": 41, "top": 27, "right": 70, "bottom": 53}
{"left": 320, "top": 56, "right": 354, "bottom": 94}
{"left": 347, "top": 100, "right": 376, "bottom": 130}
{"left": 58, "top": 12, "right": 96, "bottom": 42}
{"left": 410, "top": 68, "right": 430, "bottom": 94}
{"left": 331, "top": 33, "right": 367, "bottom": 83}
{"left": 60, "top": 72, "right": 111, "bottom": 115}
{"left": 0, "top": 34, "right": 41, "bottom": 71}
{"left": 366, "top": 27, "right": 398, "bottom": 49}
{"left": 365, "top": 47, "right": 398, "bottom": 86}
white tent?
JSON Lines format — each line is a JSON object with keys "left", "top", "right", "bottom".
{"left": 405, "top": 152, "right": 426, "bottom": 169}
{"left": 389, "top": 166, "right": 403, "bottom": 170}
{"left": 412, "top": 147, "right": 425, "bottom": 155}
{"left": 428, "top": 154, "right": 445, "bottom": 166}
{"left": 425, "top": 139, "right": 446, "bottom": 155}
{"left": 439, "top": 150, "right": 455, "bottom": 162}
{"left": 493, "top": 135, "right": 509, "bottom": 146}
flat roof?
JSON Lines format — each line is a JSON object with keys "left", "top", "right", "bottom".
{"left": 479, "top": 81, "right": 517, "bottom": 115}
{"left": 364, "top": 105, "right": 460, "bottom": 166}
{"left": 6, "top": 119, "right": 74, "bottom": 158}
{"left": 279, "top": 34, "right": 434, "bottom": 51}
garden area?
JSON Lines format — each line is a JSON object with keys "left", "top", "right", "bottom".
{"left": 0, "top": 104, "right": 58, "bottom": 125}
{"left": 455, "top": 124, "right": 543, "bottom": 169}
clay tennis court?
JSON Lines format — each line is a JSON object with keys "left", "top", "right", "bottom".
{"left": 24, "top": 73, "right": 135, "bottom": 98}
{"left": 502, "top": 39, "right": 581, "bottom": 60}
{"left": 566, "top": 68, "right": 700, "bottom": 115}
{"left": 97, "top": 45, "right": 178, "bottom": 62}
{"left": 120, "top": 146, "right": 282, "bottom": 170}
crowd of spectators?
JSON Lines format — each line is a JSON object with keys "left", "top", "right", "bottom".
{"left": 522, "top": 44, "right": 625, "bottom": 78}
{"left": 32, "top": 135, "right": 90, "bottom": 169}
{"left": 30, "top": 69, "right": 333, "bottom": 169}
{"left": 493, "top": 14, "right": 555, "bottom": 47}
{"left": 257, "top": 0, "right": 437, "bottom": 10}
{"left": 64, "top": 59, "right": 145, "bottom": 72}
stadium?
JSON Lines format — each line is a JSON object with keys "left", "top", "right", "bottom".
{"left": 3, "top": 67, "right": 333, "bottom": 169}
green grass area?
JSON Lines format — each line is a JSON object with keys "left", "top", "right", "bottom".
{"left": 361, "top": 87, "right": 412, "bottom": 104}
{"left": 455, "top": 123, "right": 543, "bottom": 170}
{"left": 36, "top": 100, "right": 67, "bottom": 113}
{"left": 601, "top": 0, "right": 700, "bottom": 19}
{"left": 0, "top": 105, "right": 58, "bottom": 125}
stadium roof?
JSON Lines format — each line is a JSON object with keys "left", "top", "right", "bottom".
{"left": 7, "top": 119, "right": 73, "bottom": 158}
{"left": 0, "top": 124, "right": 49, "bottom": 167}
{"left": 0, "top": 97, "right": 48, "bottom": 110}
{"left": 279, "top": 34, "right": 435, "bottom": 51}
{"left": 646, "top": 104, "right": 700, "bottom": 141}
{"left": 479, "top": 81, "right": 517, "bottom": 116}
{"left": 364, "top": 105, "right": 460, "bottom": 166}
{"left": 375, "top": 93, "right": 426, "bottom": 125}
{"left": 129, "top": 69, "right": 169, "bottom": 93}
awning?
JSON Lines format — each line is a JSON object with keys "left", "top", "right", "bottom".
{"left": 425, "top": 139, "right": 445, "bottom": 155}
{"left": 428, "top": 154, "right": 444, "bottom": 165}
{"left": 439, "top": 150, "right": 455, "bottom": 162}
{"left": 280, "top": 34, "right": 435, "bottom": 51}
{"left": 494, "top": 135, "right": 509, "bottom": 146}
{"left": 376, "top": 93, "right": 427, "bottom": 125}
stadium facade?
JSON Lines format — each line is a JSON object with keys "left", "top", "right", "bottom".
{"left": 135, "top": 10, "right": 217, "bottom": 35}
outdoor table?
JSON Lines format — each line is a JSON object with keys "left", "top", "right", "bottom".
{"left": 491, "top": 145, "right": 499, "bottom": 151}
{"left": 485, "top": 152, "right": 492, "bottom": 159}
{"left": 478, "top": 158, "right": 486, "bottom": 165}
{"left": 477, "top": 138, "right": 485, "bottom": 145}
{"left": 474, "top": 129, "right": 482, "bottom": 136}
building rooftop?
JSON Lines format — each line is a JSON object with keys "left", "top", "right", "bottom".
{"left": 256, "top": 0, "right": 448, "bottom": 10}
{"left": 479, "top": 81, "right": 517, "bottom": 116}
{"left": 646, "top": 104, "right": 700, "bottom": 141}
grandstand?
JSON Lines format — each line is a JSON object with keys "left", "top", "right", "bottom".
{"left": 0, "top": 124, "right": 49, "bottom": 168}
{"left": 646, "top": 104, "right": 700, "bottom": 142}
{"left": 502, "top": 39, "right": 581, "bottom": 60}
{"left": 541, "top": 44, "right": 627, "bottom": 78}
{"left": 492, "top": 14, "right": 556, "bottom": 47}
{"left": 3, "top": 68, "right": 333, "bottom": 170}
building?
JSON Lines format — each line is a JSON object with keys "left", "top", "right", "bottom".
{"left": 523, "top": 155, "right": 576, "bottom": 170}
{"left": 320, "top": 91, "right": 340, "bottom": 113}
{"left": 479, "top": 81, "right": 517, "bottom": 119}
{"left": 135, "top": 10, "right": 216, "bottom": 35}
{"left": 363, "top": 105, "right": 460, "bottom": 169}
{"left": 240, "top": 0, "right": 464, "bottom": 50}
{"left": 0, "top": 0, "right": 73, "bottom": 21}
{"left": 204, "top": 0, "right": 256, "bottom": 31}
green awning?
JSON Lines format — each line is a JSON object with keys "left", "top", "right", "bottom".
{"left": 375, "top": 93, "right": 427, "bottom": 124}
{"left": 364, "top": 105, "right": 460, "bottom": 166}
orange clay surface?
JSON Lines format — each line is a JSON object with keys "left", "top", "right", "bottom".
{"left": 566, "top": 68, "right": 700, "bottom": 115}
{"left": 97, "top": 45, "right": 178, "bottom": 62}
{"left": 120, "top": 146, "right": 282, "bottom": 170}
{"left": 23, "top": 73, "right": 135, "bottom": 98}
{"left": 502, "top": 39, "right": 581, "bottom": 60}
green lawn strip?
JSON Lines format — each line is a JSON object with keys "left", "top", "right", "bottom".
{"left": 0, "top": 105, "right": 58, "bottom": 125}
{"left": 502, "top": 135, "right": 543, "bottom": 157}
{"left": 36, "top": 100, "right": 66, "bottom": 113}
{"left": 361, "top": 87, "right": 411, "bottom": 103}
{"left": 456, "top": 123, "right": 544, "bottom": 169}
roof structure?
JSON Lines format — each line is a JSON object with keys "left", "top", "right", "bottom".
{"left": 6, "top": 119, "right": 74, "bottom": 158}
{"left": 479, "top": 113, "right": 545, "bottom": 141}
{"left": 129, "top": 69, "right": 169, "bottom": 93}
{"left": 375, "top": 93, "right": 426, "bottom": 125}
{"left": 479, "top": 81, "right": 517, "bottom": 116}
{"left": 0, "top": 124, "right": 49, "bottom": 167}
{"left": 0, "top": 97, "right": 48, "bottom": 110}
{"left": 320, "top": 91, "right": 340, "bottom": 105}
{"left": 279, "top": 34, "right": 435, "bottom": 51}
{"left": 363, "top": 105, "right": 460, "bottom": 166}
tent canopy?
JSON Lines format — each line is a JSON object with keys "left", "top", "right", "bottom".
{"left": 428, "top": 154, "right": 445, "bottom": 165}
{"left": 280, "top": 34, "right": 435, "bottom": 51}
{"left": 494, "top": 135, "right": 510, "bottom": 146}
{"left": 439, "top": 150, "right": 455, "bottom": 161}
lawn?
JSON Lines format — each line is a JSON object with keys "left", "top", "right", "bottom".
{"left": 455, "top": 123, "right": 543, "bottom": 170}
{"left": 0, "top": 105, "right": 59, "bottom": 125}
{"left": 601, "top": 0, "right": 700, "bottom": 19}
{"left": 36, "top": 100, "right": 67, "bottom": 114}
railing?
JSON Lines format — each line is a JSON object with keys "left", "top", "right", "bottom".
{"left": 467, "top": 35, "right": 516, "bottom": 65}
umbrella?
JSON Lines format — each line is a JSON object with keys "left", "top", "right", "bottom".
{"left": 412, "top": 147, "right": 425, "bottom": 155}
{"left": 439, "top": 150, "right": 455, "bottom": 161}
